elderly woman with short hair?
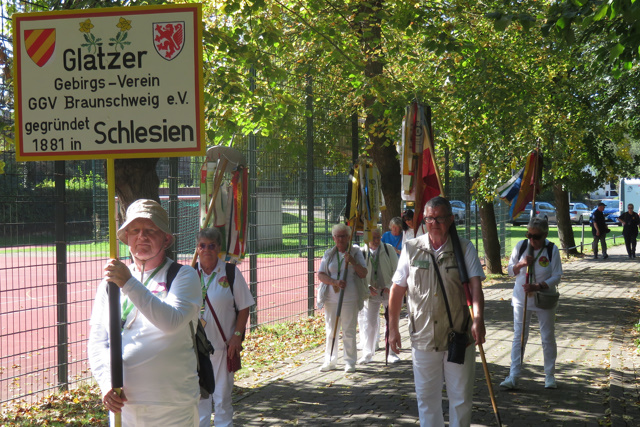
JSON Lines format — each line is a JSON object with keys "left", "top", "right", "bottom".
{"left": 501, "top": 217, "right": 563, "bottom": 390}
{"left": 195, "top": 228, "right": 254, "bottom": 427}
{"left": 382, "top": 217, "right": 404, "bottom": 256}
{"left": 317, "top": 223, "right": 368, "bottom": 373}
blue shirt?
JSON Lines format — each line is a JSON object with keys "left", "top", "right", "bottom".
{"left": 381, "top": 231, "right": 403, "bottom": 256}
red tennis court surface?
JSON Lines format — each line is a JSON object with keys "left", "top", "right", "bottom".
{"left": 0, "top": 252, "right": 323, "bottom": 403}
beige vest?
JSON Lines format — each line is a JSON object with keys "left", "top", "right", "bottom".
{"left": 405, "top": 235, "right": 471, "bottom": 352}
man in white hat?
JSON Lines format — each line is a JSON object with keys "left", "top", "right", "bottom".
{"left": 88, "top": 199, "right": 201, "bottom": 426}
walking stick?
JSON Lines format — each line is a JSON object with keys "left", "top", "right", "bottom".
{"left": 451, "top": 226, "right": 502, "bottom": 427}
{"left": 521, "top": 147, "right": 540, "bottom": 365}
{"left": 384, "top": 302, "right": 390, "bottom": 366}
{"left": 329, "top": 223, "right": 358, "bottom": 359}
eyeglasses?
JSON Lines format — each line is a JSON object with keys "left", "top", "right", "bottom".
{"left": 424, "top": 216, "right": 449, "bottom": 224}
{"left": 526, "top": 233, "right": 544, "bottom": 240}
{"left": 198, "top": 243, "right": 217, "bottom": 251}
{"left": 333, "top": 234, "right": 349, "bottom": 239}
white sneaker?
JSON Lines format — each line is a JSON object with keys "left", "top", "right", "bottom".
{"left": 500, "top": 376, "right": 517, "bottom": 389}
{"left": 345, "top": 364, "right": 356, "bottom": 373}
{"left": 388, "top": 352, "right": 401, "bottom": 364}
{"left": 545, "top": 376, "right": 557, "bottom": 389}
{"left": 319, "top": 362, "right": 336, "bottom": 372}
{"left": 357, "top": 355, "right": 372, "bottom": 365}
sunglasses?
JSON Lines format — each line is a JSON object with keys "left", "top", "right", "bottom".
{"left": 526, "top": 233, "right": 544, "bottom": 240}
{"left": 424, "top": 216, "right": 449, "bottom": 224}
{"left": 198, "top": 243, "right": 217, "bottom": 251}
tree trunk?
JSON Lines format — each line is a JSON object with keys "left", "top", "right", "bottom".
{"left": 359, "top": 0, "right": 401, "bottom": 229}
{"left": 553, "top": 182, "right": 578, "bottom": 255}
{"left": 480, "top": 201, "right": 503, "bottom": 274}
{"left": 112, "top": 158, "right": 161, "bottom": 221}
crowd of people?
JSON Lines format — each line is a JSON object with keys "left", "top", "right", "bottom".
{"left": 88, "top": 196, "right": 565, "bottom": 427}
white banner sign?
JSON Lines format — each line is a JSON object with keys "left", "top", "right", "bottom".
{"left": 13, "top": 4, "right": 204, "bottom": 161}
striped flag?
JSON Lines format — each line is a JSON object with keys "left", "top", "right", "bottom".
{"left": 498, "top": 149, "right": 543, "bottom": 220}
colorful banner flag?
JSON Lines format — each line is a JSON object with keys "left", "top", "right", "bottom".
{"left": 400, "top": 102, "right": 443, "bottom": 228}
{"left": 498, "top": 149, "right": 543, "bottom": 220}
{"left": 346, "top": 158, "right": 385, "bottom": 243}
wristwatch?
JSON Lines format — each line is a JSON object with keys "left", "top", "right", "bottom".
{"left": 234, "top": 331, "right": 242, "bottom": 337}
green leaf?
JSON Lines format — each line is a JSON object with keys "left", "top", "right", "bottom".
{"left": 556, "top": 17, "right": 566, "bottom": 30}
{"left": 609, "top": 43, "right": 624, "bottom": 61}
{"left": 593, "top": 4, "right": 608, "bottom": 21}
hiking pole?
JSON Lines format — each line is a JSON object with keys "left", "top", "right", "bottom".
{"left": 329, "top": 222, "right": 358, "bottom": 359}
{"left": 451, "top": 226, "right": 502, "bottom": 427}
{"left": 384, "top": 301, "right": 390, "bottom": 366}
{"left": 463, "top": 282, "right": 502, "bottom": 427}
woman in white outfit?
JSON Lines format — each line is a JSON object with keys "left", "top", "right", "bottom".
{"left": 317, "top": 223, "right": 368, "bottom": 373}
{"left": 196, "top": 228, "right": 255, "bottom": 427}
{"left": 501, "top": 217, "right": 562, "bottom": 390}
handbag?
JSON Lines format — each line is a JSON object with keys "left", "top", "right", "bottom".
{"left": 534, "top": 290, "right": 560, "bottom": 310}
{"left": 206, "top": 295, "right": 242, "bottom": 373}
{"left": 430, "top": 253, "right": 469, "bottom": 365}
{"left": 189, "top": 320, "right": 215, "bottom": 398}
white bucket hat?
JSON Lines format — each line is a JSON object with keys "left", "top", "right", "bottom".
{"left": 116, "top": 199, "right": 174, "bottom": 247}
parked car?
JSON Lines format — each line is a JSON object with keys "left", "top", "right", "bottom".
{"left": 569, "top": 202, "right": 591, "bottom": 224}
{"left": 450, "top": 200, "right": 466, "bottom": 224}
{"left": 599, "top": 199, "right": 621, "bottom": 223}
{"left": 511, "top": 201, "right": 557, "bottom": 225}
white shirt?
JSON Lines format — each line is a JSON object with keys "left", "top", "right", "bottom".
{"left": 199, "top": 262, "right": 255, "bottom": 350}
{"left": 88, "top": 259, "right": 201, "bottom": 406}
{"left": 507, "top": 239, "right": 562, "bottom": 310}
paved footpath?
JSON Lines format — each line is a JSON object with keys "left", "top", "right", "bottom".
{"left": 232, "top": 244, "right": 640, "bottom": 426}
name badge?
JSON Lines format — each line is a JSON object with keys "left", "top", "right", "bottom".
{"left": 412, "top": 260, "right": 430, "bottom": 269}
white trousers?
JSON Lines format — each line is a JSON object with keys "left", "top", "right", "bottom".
{"left": 198, "top": 347, "right": 235, "bottom": 427}
{"left": 112, "top": 403, "right": 198, "bottom": 427}
{"left": 412, "top": 346, "right": 475, "bottom": 427}
{"left": 323, "top": 300, "right": 358, "bottom": 366}
{"left": 359, "top": 295, "right": 387, "bottom": 358}
{"left": 508, "top": 304, "right": 557, "bottom": 379}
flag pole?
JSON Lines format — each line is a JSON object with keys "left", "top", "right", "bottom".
{"left": 106, "top": 159, "right": 123, "bottom": 427}
{"left": 191, "top": 157, "right": 229, "bottom": 268}
{"left": 329, "top": 218, "right": 358, "bottom": 359}
{"left": 420, "top": 105, "right": 502, "bottom": 426}
{"left": 520, "top": 147, "right": 541, "bottom": 367}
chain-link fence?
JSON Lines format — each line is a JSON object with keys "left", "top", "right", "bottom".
{"left": 0, "top": 13, "right": 512, "bottom": 405}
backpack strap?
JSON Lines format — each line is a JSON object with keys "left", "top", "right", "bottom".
{"left": 165, "top": 261, "right": 183, "bottom": 292}
{"left": 225, "top": 262, "right": 238, "bottom": 315}
{"left": 517, "top": 239, "right": 554, "bottom": 262}
{"left": 546, "top": 242, "right": 555, "bottom": 262}
{"left": 517, "top": 239, "right": 528, "bottom": 260}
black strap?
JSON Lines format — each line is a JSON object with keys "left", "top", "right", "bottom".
{"left": 225, "top": 262, "right": 238, "bottom": 316}
{"left": 429, "top": 253, "right": 469, "bottom": 333}
{"left": 518, "top": 240, "right": 554, "bottom": 262}
{"left": 165, "top": 261, "right": 183, "bottom": 291}
{"left": 429, "top": 253, "right": 455, "bottom": 330}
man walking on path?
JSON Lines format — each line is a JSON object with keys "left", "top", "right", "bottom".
{"left": 358, "top": 227, "right": 399, "bottom": 365}
{"left": 592, "top": 202, "right": 609, "bottom": 259}
{"left": 388, "top": 197, "right": 486, "bottom": 427}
